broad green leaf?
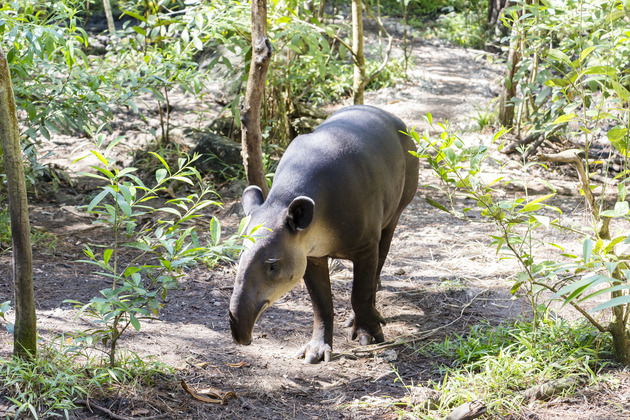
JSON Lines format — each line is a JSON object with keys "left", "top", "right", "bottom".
{"left": 579, "top": 284, "right": 630, "bottom": 304}
{"left": 532, "top": 214, "right": 550, "bottom": 228}
{"left": 552, "top": 113, "right": 576, "bottom": 124}
{"left": 157, "top": 207, "right": 182, "bottom": 217}
{"left": 551, "top": 274, "right": 609, "bottom": 302}
{"left": 425, "top": 198, "right": 450, "bottom": 213}
{"left": 117, "top": 194, "right": 133, "bottom": 217}
{"left": 607, "top": 126, "right": 628, "bottom": 142}
{"left": 591, "top": 294, "right": 630, "bottom": 312}
{"left": 614, "top": 201, "right": 629, "bottom": 216}
{"left": 611, "top": 80, "right": 630, "bottom": 101}
{"left": 132, "top": 26, "right": 146, "bottom": 36}
{"left": 150, "top": 152, "right": 170, "bottom": 173}
{"left": 129, "top": 313, "right": 141, "bottom": 331}
{"left": 579, "top": 46, "right": 596, "bottom": 63}
{"left": 547, "top": 49, "right": 573, "bottom": 67}
{"left": 156, "top": 168, "right": 167, "bottom": 184}
{"left": 90, "top": 150, "right": 109, "bottom": 168}
{"left": 87, "top": 189, "right": 109, "bottom": 212}
{"left": 103, "top": 249, "right": 113, "bottom": 266}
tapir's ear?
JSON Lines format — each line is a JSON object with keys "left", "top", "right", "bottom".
{"left": 287, "top": 196, "right": 315, "bottom": 232}
{"left": 242, "top": 186, "right": 264, "bottom": 215}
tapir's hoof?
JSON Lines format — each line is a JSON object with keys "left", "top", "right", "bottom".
{"left": 295, "top": 340, "right": 332, "bottom": 364}
{"left": 349, "top": 312, "right": 386, "bottom": 345}
{"left": 350, "top": 326, "right": 385, "bottom": 346}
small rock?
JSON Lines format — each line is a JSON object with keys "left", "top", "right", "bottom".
{"left": 379, "top": 349, "right": 397, "bottom": 362}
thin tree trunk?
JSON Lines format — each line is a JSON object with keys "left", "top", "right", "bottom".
{"left": 103, "top": 0, "right": 116, "bottom": 35}
{"left": 240, "top": 0, "right": 272, "bottom": 196}
{"left": 352, "top": 0, "right": 366, "bottom": 105}
{"left": 0, "top": 46, "right": 36, "bottom": 359}
{"left": 498, "top": 19, "right": 521, "bottom": 128}
{"left": 318, "top": 0, "right": 327, "bottom": 19}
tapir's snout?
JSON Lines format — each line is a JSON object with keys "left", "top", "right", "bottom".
{"left": 229, "top": 309, "right": 252, "bottom": 345}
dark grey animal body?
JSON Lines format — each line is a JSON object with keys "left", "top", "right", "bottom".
{"left": 229, "top": 105, "right": 419, "bottom": 363}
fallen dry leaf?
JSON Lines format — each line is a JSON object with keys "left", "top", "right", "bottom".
{"left": 181, "top": 379, "right": 237, "bottom": 405}
{"left": 131, "top": 408, "right": 150, "bottom": 416}
{"left": 226, "top": 361, "right": 250, "bottom": 368}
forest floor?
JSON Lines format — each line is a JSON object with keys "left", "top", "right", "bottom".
{"left": 2, "top": 17, "right": 630, "bottom": 420}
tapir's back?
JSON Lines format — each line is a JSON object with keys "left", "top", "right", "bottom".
{"left": 267, "top": 105, "right": 417, "bottom": 256}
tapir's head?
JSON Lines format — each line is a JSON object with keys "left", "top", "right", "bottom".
{"left": 229, "top": 185, "right": 315, "bottom": 345}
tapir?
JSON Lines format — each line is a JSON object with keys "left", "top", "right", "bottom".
{"left": 228, "top": 105, "right": 419, "bottom": 363}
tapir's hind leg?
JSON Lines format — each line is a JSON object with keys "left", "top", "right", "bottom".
{"left": 349, "top": 246, "right": 386, "bottom": 345}
{"left": 296, "top": 257, "right": 334, "bottom": 364}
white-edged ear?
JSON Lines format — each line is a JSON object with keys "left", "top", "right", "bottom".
{"left": 242, "top": 185, "right": 264, "bottom": 215}
{"left": 286, "top": 196, "right": 315, "bottom": 232}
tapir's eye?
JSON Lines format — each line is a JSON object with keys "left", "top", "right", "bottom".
{"left": 266, "top": 259, "right": 280, "bottom": 272}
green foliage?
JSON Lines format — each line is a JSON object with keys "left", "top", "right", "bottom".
{"left": 506, "top": 0, "right": 630, "bottom": 140}
{"left": 432, "top": 8, "right": 488, "bottom": 49}
{"left": 0, "top": 343, "right": 97, "bottom": 419}
{"left": 412, "top": 318, "right": 611, "bottom": 417}
{"left": 203, "top": 215, "right": 247, "bottom": 269}
{"left": 0, "top": 0, "right": 109, "bottom": 142}
{"left": 409, "top": 117, "right": 564, "bottom": 320}
{"left": 0, "top": 336, "right": 173, "bottom": 419}
{"left": 0, "top": 300, "right": 13, "bottom": 334}
{"left": 66, "top": 130, "right": 221, "bottom": 366}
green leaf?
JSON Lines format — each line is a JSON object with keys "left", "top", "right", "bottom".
{"left": 87, "top": 189, "right": 109, "bottom": 212}
{"left": 611, "top": 80, "right": 630, "bottom": 102}
{"left": 103, "top": 249, "right": 113, "bottom": 266}
{"left": 156, "top": 168, "right": 167, "bottom": 184}
{"left": 129, "top": 313, "right": 142, "bottom": 331}
{"left": 547, "top": 49, "right": 573, "bottom": 67}
{"left": 132, "top": 26, "right": 146, "bottom": 36}
{"left": 579, "top": 46, "right": 596, "bottom": 63}
{"left": 614, "top": 201, "right": 629, "bottom": 216}
{"left": 601, "top": 201, "right": 629, "bottom": 218}
{"left": 607, "top": 126, "right": 628, "bottom": 142}
{"left": 90, "top": 150, "right": 109, "bottom": 168}
{"left": 591, "top": 294, "right": 630, "bottom": 312}
{"left": 532, "top": 214, "right": 550, "bottom": 228}
{"left": 583, "top": 237, "right": 593, "bottom": 263}
{"left": 552, "top": 113, "right": 576, "bottom": 124}
{"left": 150, "top": 152, "right": 170, "bottom": 173}
{"left": 425, "top": 198, "right": 450, "bottom": 213}
{"left": 157, "top": 207, "right": 181, "bottom": 217}
{"left": 117, "top": 194, "right": 133, "bottom": 217}
{"left": 551, "top": 274, "right": 609, "bottom": 302}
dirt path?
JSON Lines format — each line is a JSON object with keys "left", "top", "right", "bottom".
{"left": 1, "top": 28, "right": 627, "bottom": 419}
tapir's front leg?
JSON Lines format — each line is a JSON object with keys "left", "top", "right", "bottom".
{"left": 295, "top": 257, "right": 334, "bottom": 363}
{"left": 350, "top": 247, "right": 386, "bottom": 345}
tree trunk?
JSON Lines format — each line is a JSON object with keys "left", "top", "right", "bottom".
{"left": 498, "top": 18, "right": 521, "bottom": 128}
{"left": 352, "top": 0, "right": 366, "bottom": 105}
{"left": 240, "top": 0, "right": 272, "bottom": 196}
{"left": 0, "top": 46, "right": 36, "bottom": 359}
{"left": 318, "top": 0, "right": 327, "bottom": 19}
{"left": 488, "top": 0, "right": 509, "bottom": 27}
{"left": 103, "top": 0, "right": 116, "bottom": 35}
{"left": 608, "top": 289, "right": 630, "bottom": 364}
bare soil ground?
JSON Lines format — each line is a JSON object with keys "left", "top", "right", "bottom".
{"left": 2, "top": 23, "right": 630, "bottom": 420}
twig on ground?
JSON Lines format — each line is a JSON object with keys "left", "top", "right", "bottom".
{"left": 445, "top": 400, "right": 487, "bottom": 420}
{"left": 76, "top": 399, "right": 169, "bottom": 420}
{"left": 332, "top": 289, "right": 488, "bottom": 359}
